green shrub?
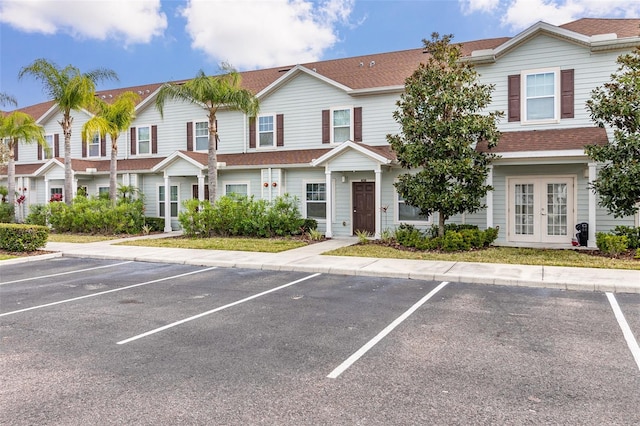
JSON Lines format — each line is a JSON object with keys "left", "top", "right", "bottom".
{"left": 301, "top": 218, "right": 318, "bottom": 233}
{"left": 441, "top": 231, "right": 470, "bottom": 252}
{"left": 0, "top": 203, "right": 15, "bottom": 223}
{"left": 0, "top": 223, "right": 49, "bottom": 251}
{"left": 596, "top": 232, "right": 628, "bottom": 257}
{"left": 394, "top": 224, "right": 424, "bottom": 248}
{"left": 613, "top": 226, "right": 640, "bottom": 249}
{"left": 25, "top": 204, "right": 48, "bottom": 226}
{"left": 47, "top": 197, "right": 146, "bottom": 234}
{"left": 178, "top": 194, "right": 306, "bottom": 238}
{"left": 144, "top": 217, "right": 165, "bottom": 232}
{"left": 483, "top": 227, "right": 500, "bottom": 246}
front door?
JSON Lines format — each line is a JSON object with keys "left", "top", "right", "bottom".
{"left": 508, "top": 177, "right": 574, "bottom": 244}
{"left": 353, "top": 182, "right": 375, "bottom": 235}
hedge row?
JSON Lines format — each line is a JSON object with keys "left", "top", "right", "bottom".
{"left": 0, "top": 223, "right": 49, "bottom": 252}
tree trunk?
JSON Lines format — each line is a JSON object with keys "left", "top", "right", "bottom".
{"left": 110, "top": 137, "right": 118, "bottom": 204}
{"left": 207, "top": 114, "right": 218, "bottom": 205}
{"left": 7, "top": 140, "right": 16, "bottom": 206}
{"left": 438, "top": 211, "right": 446, "bottom": 238}
{"left": 61, "top": 114, "right": 74, "bottom": 205}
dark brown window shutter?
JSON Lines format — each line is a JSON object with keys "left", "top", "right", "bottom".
{"left": 151, "top": 125, "right": 158, "bottom": 154}
{"left": 82, "top": 136, "right": 87, "bottom": 158}
{"left": 354, "top": 107, "right": 362, "bottom": 142}
{"left": 54, "top": 134, "right": 60, "bottom": 157}
{"left": 561, "top": 69, "right": 574, "bottom": 119}
{"left": 508, "top": 75, "right": 521, "bottom": 122}
{"left": 322, "top": 109, "right": 330, "bottom": 144}
{"left": 276, "top": 114, "right": 284, "bottom": 147}
{"left": 249, "top": 117, "right": 256, "bottom": 148}
{"left": 130, "top": 127, "right": 136, "bottom": 155}
{"left": 186, "top": 122, "right": 193, "bottom": 151}
{"left": 100, "top": 135, "right": 106, "bottom": 157}
{"left": 13, "top": 141, "right": 18, "bottom": 161}
{"left": 38, "top": 144, "right": 42, "bottom": 160}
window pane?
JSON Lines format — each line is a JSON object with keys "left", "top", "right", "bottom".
{"left": 170, "top": 186, "right": 178, "bottom": 202}
{"left": 306, "top": 183, "right": 326, "bottom": 219}
{"left": 258, "top": 116, "right": 273, "bottom": 131}
{"left": 138, "top": 127, "right": 150, "bottom": 154}
{"left": 139, "top": 141, "right": 150, "bottom": 154}
{"left": 307, "top": 203, "right": 326, "bottom": 219}
{"left": 333, "top": 127, "right": 350, "bottom": 143}
{"left": 527, "top": 98, "right": 554, "bottom": 120}
{"left": 195, "top": 122, "right": 208, "bottom": 151}
{"left": 225, "top": 184, "right": 248, "bottom": 196}
{"left": 399, "top": 203, "right": 428, "bottom": 221}
{"left": 259, "top": 132, "right": 274, "bottom": 147}
{"left": 333, "top": 109, "right": 350, "bottom": 126}
{"left": 44, "top": 135, "right": 53, "bottom": 159}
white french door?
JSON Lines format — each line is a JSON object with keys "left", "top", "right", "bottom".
{"left": 508, "top": 177, "right": 575, "bottom": 244}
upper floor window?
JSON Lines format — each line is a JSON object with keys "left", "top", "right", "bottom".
{"left": 43, "top": 135, "right": 53, "bottom": 159}
{"left": 138, "top": 126, "right": 151, "bottom": 155}
{"left": 195, "top": 121, "right": 208, "bottom": 151}
{"left": 88, "top": 133, "right": 100, "bottom": 157}
{"left": 524, "top": 70, "right": 557, "bottom": 122}
{"left": 258, "top": 115, "right": 275, "bottom": 148}
{"left": 332, "top": 108, "right": 352, "bottom": 143}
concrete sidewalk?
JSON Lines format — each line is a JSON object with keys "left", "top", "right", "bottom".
{"left": 5, "top": 233, "right": 640, "bottom": 294}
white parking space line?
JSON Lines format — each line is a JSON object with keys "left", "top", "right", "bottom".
{"left": 117, "top": 272, "right": 322, "bottom": 345}
{"left": 0, "top": 261, "right": 133, "bottom": 286}
{"left": 327, "top": 281, "right": 449, "bottom": 379}
{"left": 606, "top": 292, "right": 640, "bottom": 372}
{"left": 0, "top": 267, "right": 218, "bottom": 317}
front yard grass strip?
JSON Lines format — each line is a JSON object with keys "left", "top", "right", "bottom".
{"left": 0, "top": 253, "right": 18, "bottom": 260}
{"left": 48, "top": 234, "right": 120, "bottom": 243}
{"left": 324, "top": 244, "right": 640, "bottom": 270}
{"left": 116, "top": 237, "right": 307, "bottom": 253}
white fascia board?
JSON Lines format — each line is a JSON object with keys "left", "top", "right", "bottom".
{"left": 491, "top": 21, "right": 590, "bottom": 59}
{"left": 134, "top": 86, "right": 162, "bottom": 112}
{"left": 311, "top": 141, "right": 392, "bottom": 167}
{"left": 256, "top": 65, "right": 353, "bottom": 99}
{"left": 348, "top": 85, "right": 405, "bottom": 96}
{"left": 152, "top": 151, "right": 206, "bottom": 172}
{"left": 494, "top": 149, "right": 587, "bottom": 165}
{"left": 33, "top": 158, "right": 65, "bottom": 176}
{"left": 36, "top": 104, "right": 61, "bottom": 124}
{"left": 591, "top": 36, "right": 640, "bottom": 52}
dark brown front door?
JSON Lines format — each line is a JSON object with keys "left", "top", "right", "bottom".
{"left": 192, "top": 184, "right": 210, "bottom": 200}
{"left": 353, "top": 182, "right": 375, "bottom": 235}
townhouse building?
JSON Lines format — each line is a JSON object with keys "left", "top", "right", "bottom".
{"left": 2, "top": 18, "right": 640, "bottom": 248}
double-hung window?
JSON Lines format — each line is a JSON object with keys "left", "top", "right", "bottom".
{"left": 332, "top": 108, "right": 351, "bottom": 143}
{"left": 159, "top": 185, "right": 178, "bottom": 217}
{"left": 523, "top": 69, "right": 559, "bottom": 122}
{"left": 305, "top": 182, "right": 326, "bottom": 220}
{"left": 258, "top": 115, "right": 275, "bottom": 148}
{"left": 396, "top": 193, "right": 429, "bottom": 224}
{"left": 138, "top": 126, "right": 151, "bottom": 155}
{"left": 88, "top": 133, "right": 100, "bottom": 157}
{"left": 43, "top": 135, "right": 53, "bottom": 159}
{"left": 195, "top": 122, "right": 208, "bottom": 151}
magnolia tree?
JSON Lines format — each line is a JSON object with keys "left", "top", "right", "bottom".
{"left": 586, "top": 46, "right": 640, "bottom": 217}
{"left": 388, "top": 33, "right": 502, "bottom": 237}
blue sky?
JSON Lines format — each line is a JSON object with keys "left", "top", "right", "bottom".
{"left": 1, "top": 0, "right": 639, "bottom": 108}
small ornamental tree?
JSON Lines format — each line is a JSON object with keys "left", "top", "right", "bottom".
{"left": 586, "top": 46, "right": 640, "bottom": 218}
{"left": 388, "top": 33, "right": 502, "bottom": 237}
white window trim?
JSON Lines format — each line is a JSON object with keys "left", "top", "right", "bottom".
{"left": 302, "top": 180, "right": 331, "bottom": 223}
{"left": 257, "top": 114, "right": 276, "bottom": 149}
{"left": 330, "top": 106, "right": 353, "bottom": 144}
{"left": 394, "top": 188, "right": 431, "bottom": 225}
{"left": 223, "top": 181, "right": 250, "bottom": 197}
{"left": 88, "top": 133, "right": 101, "bottom": 158}
{"left": 43, "top": 134, "right": 54, "bottom": 159}
{"left": 137, "top": 125, "right": 152, "bottom": 156}
{"left": 521, "top": 67, "right": 560, "bottom": 125}
{"left": 194, "top": 120, "right": 209, "bottom": 152}
{"left": 157, "top": 183, "right": 179, "bottom": 218}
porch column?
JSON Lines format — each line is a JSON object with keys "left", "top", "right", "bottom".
{"left": 588, "top": 162, "right": 597, "bottom": 248}
{"left": 486, "top": 165, "right": 494, "bottom": 228}
{"left": 374, "top": 168, "right": 382, "bottom": 239}
{"left": 325, "top": 169, "right": 333, "bottom": 238}
{"left": 44, "top": 178, "right": 50, "bottom": 203}
{"left": 198, "top": 174, "right": 205, "bottom": 201}
{"left": 164, "top": 173, "right": 172, "bottom": 232}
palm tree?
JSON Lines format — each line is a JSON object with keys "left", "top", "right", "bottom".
{"left": 0, "top": 92, "right": 17, "bottom": 108}
{"left": 82, "top": 91, "right": 138, "bottom": 203}
{"left": 155, "top": 66, "right": 259, "bottom": 204}
{"left": 19, "top": 59, "right": 117, "bottom": 204}
{"left": 0, "top": 111, "right": 46, "bottom": 205}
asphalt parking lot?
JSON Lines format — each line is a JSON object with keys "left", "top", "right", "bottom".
{"left": 1, "top": 258, "right": 639, "bottom": 425}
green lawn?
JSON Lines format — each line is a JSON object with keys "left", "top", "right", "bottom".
{"left": 117, "top": 237, "right": 308, "bottom": 253}
{"left": 48, "top": 233, "right": 120, "bottom": 243}
{"left": 325, "top": 243, "right": 640, "bottom": 270}
{"left": 0, "top": 253, "right": 18, "bottom": 260}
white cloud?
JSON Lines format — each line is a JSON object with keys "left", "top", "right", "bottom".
{"left": 459, "top": 0, "right": 640, "bottom": 31}
{"left": 0, "top": 0, "right": 167, "bottom": 44}
{"left": 181, "top": 0, "right": 355, "bottom": 69}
